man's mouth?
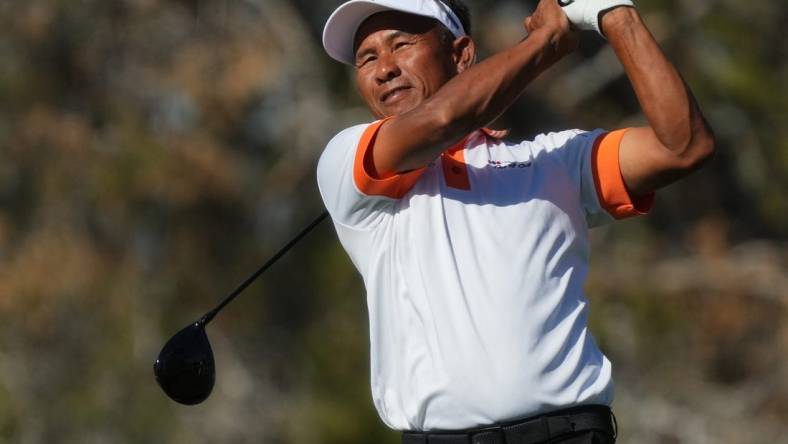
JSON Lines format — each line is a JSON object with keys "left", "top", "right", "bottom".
{"left": 380, "top": 86, "right": 412, "bottom": 103}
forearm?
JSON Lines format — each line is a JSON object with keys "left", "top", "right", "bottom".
{"left": 604, "top": 7, "right": 712, "bottom": 155}
{"left": 386, "top": 28, "right": 565, "bottom": 171}
{"left": 421, "top": 28, "right": 563, "bottom": 140}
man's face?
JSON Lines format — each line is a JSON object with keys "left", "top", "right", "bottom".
{"left": 354, "top": 11, "right": 459, "bottom": 119}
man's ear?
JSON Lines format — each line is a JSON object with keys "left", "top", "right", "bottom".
{"left": 452, "top": 36, "right": 476, "bottom": 73}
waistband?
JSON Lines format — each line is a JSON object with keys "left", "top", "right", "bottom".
{"left": 402, "top": 404, "right": 616, "bottom": 444}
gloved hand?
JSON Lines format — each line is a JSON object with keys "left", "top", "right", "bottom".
{"left": 559, "top": 0, "right": 634, "bottom": 37}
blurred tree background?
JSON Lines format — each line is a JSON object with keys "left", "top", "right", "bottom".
{"left": 0, "top": 0, "right": 786, "bottom": 442}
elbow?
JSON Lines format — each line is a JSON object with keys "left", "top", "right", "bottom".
{"left": 691, "top": 126, "right": 716, "bottom": 169}
{"left": 431, "top": 106, "right": 458, "bottom": 137}
{"left": 425, "top": 98, "right": 478, "bottom": 142}
{"left": 389, "top": 101, "right": 472, "bottom": 172}
{"left": 674, "top": 124, "right": 716, "bottom": 173}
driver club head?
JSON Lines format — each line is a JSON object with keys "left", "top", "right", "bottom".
{"left": 153, "top": 322, "right": 215, "bottom": 405}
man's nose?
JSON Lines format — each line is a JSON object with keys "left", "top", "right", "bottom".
{"left": 375, "top": 53, "right": 401, "bottom": 83}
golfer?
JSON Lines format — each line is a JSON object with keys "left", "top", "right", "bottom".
{"left": 317, "top": 0, "right": 714, "bottom": 442}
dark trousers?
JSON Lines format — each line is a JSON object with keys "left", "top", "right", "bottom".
{"left": 552, "top": 430, "right": 615, "bottom": 443}
{"left": 402, "top": 405, "right": 616, "bottom": 444}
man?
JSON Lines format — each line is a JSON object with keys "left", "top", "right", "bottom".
{"left": 317, "top": 0, "right": 714, "bottom": 442}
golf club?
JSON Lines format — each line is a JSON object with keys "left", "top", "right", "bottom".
{"left": 153, "top": 210, "right": 329, "bottom": 405}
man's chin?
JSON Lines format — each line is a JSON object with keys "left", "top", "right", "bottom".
{"left": 380, "top": 99, "right": 421, "bottom": 118}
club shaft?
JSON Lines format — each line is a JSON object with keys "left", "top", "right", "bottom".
{"left": 199, "top": 211, "right": 329, "bottom": 326}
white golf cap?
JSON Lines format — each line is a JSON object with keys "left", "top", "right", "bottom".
{"left": 322, "top": 0, "right": 467, "bottom": 66}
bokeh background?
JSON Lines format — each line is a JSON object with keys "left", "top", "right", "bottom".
{"left": 0, "top": 0, "right": 786, "bottom": 442}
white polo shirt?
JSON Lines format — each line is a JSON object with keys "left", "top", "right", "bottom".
{"left": 316, "top": 119, "right": 653, "bottom": 431}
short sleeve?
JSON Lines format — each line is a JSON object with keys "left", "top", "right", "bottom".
{"left": 588, "top": 129, "right": 655, "bottom": 222}
{"left": 316, "top": 119, "right": 427, "bottom": 230}
{"left": 535, "top": 128, "right": 655, "bottom": 227}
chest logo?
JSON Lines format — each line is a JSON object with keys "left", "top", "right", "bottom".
{"left": 488, "top": 160, "right": 532, "bottom": 169}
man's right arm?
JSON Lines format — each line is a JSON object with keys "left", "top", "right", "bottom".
{"left": 372, "top": 0, "right": 576, "bottom": 176}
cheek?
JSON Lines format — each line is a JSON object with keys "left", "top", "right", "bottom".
{"left": 356, "top": 73, "right": 387, "bottom": 117}
{"left": 356, "top": 74, "right": 378, "bottom": 105}
{"left": 407, "top": 51, "right": 455, "bottom": 92}
{"left": 356, "top": 74, "right": 371, "bottom": 98}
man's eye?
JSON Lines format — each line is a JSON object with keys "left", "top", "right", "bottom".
{"left": 357, "top": 56, "right": 376, "bottom": 67}
{"left": 394, "top": 41, "right": 411, "bottom": 50}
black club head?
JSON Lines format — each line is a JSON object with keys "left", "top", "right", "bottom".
{"left": 153, "top": 322, "right": 215, "bottom": 405}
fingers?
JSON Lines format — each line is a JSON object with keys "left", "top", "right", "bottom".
{"left": 522, "top": 0, "right": 579, "bottom": 57}
{"left": 527, "top": 0, "right": 571, "bottom": 33}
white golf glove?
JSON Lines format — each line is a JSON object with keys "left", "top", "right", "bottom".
{"left": 559, "top": 0, "right": 634, "bottom": 37}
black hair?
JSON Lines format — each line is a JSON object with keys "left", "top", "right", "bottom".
{"left": 442, "top": 0, "right": 472, "bottom": 36}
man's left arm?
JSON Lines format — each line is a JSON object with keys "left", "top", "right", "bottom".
{"left": 600, "top": 6, "right": 715, "bottom": 197}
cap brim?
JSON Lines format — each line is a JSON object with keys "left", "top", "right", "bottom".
{"left": 322, "top": 0, "right": 432, "bottom": 66}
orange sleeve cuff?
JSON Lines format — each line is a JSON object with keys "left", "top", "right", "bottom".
{"left": 353, "top": 118, "right": 426, "bottom": 199}
{"left": 592, "top": 129, "right": 655, "bottom": 219}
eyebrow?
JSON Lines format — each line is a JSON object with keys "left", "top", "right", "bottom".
{"left": 355, "top": 30, "right": 412, "bottom": 62}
